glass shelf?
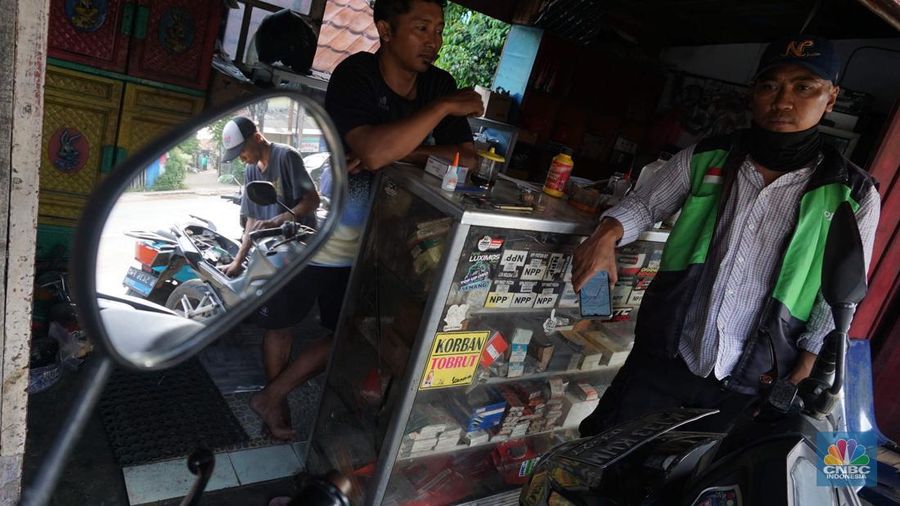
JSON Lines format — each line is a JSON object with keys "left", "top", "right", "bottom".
{"left": 396, "top": 426, "right": 579, "bottom": 462}
{"left": 479, "top": 364, "right": 621, "bottom": 386}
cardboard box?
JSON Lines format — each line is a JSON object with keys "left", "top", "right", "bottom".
{"left": 475, "top": 85, "right": 514, "bottom": 122}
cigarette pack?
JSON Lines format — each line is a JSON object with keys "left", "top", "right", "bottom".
{"left": 558, "top": 330, "right": 605, "bottom": 370}
{"left": 547, "top": 377, "right": 567, "bottom": 399}
{"left": 571, "top": 382, "right": 599, "bottom": 401}
{"left": 424, "top": 155, "right": 452, "bottom": 179}
{"left": 464, "top": 430, "right": 490, "bottom": 446}
{"left": 448, "top": 389, "right": 507, "bottom": 432}
{"left": 405, "top": 404, "right": 456, "bottom": 440}
{"left": 401, "top": 437, "right": 438, "bottom": 453}
{"left": 611, "top": 278, "right": 634, "bottom": 306}
{"left": 509, "top": 328, "right": 533, "bottom": 362}
{"left": 408, "top": 217, "right": 453, "bottom": 244}
{"left": 560, "top": 393, "right": 601, "bottom": 428}
{"left": 581, "top": 329, "right": 632, "bottom": 367}
{"left": 507, "top": 362, "right": 524, "bottom": 378}
{"left": 490, "top": 433, "right": 510, "bottom": 443}
{"left": 413, "top": 243, "right": 444, "bottom": 275}
{"left": 480, "top": 331, "right": 509, "bottom": 368}
{"left": 527, "top": 334, "right": 555, "bottom": 371}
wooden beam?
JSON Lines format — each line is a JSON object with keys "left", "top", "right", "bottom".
{"left": 308, "top": 0, "right": 328, "bottom": 30}
{"left": 0, "top": 0, "right": 48, "bottom": 502}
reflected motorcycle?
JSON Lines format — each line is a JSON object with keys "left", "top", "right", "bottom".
{"left": 121, "top": 216, "right": 232, "bottom": 306}
{"left": 122, "top": 215, "right": 240, "bottom": 319}
{"left": 123, "top": 207, "right": 316, "bottom": 322}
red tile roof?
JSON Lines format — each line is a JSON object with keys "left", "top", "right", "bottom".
{"left": 312, "top": 0, "right": 380, "bottom": 76}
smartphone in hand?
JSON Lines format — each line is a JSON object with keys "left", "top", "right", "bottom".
{"left": 579, "top": 271, "right": 612, "bottom": 318}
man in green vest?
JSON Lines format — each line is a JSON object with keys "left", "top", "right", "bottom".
{"left": 572, "top": 35, "right": 881, "bottom": 436}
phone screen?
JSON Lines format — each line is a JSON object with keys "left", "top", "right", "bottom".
{"left": 579, "top": 271, "right": 612, "bottom": 318}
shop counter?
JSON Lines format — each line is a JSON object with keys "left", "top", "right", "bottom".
{"left": 307, "top": 164, "right": 668, "bottom": 505}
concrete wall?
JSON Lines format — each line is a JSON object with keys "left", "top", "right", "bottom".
{"left": 661, "top": 38, "right": 900, "bottom": 114}
{"left": 0, "top": 0, "right": 48, "bottom": 503}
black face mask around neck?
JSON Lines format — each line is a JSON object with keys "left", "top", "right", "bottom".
{"left": 747, "top": 123, "right": 823, "bottom": 172}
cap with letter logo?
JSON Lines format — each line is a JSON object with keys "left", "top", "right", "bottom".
{"left": 755, "top": 34, "right": 839, "bottom": 83}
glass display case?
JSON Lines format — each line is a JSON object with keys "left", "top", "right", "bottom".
{"left": 308, "top": 165, "right": 665, "bottom": 505}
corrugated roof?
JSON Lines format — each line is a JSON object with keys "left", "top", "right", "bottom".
{"left": 312, "top": 0, "right": 380, "bottom": 76}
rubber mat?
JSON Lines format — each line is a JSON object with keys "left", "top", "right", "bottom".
{"left": 99, "top": 358, "right": 249, "bottom": 466}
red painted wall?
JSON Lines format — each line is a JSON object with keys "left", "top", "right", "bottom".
{"left": 856, "top": 104, "right": 900, "bottom": 441}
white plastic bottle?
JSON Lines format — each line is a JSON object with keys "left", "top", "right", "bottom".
{"left": 441, "top": 152, "right": 461, "bottom": 191}
{"left": 441, "top": 164, "right": 458, "bottom": 191}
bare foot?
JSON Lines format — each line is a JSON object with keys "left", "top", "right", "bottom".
{"left": 251, "top": 391, "right": 297, "bottom": 441}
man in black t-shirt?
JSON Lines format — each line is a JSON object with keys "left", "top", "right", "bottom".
{"left": 326, "top": 0, "right": 483, "bottom": 171}
{"left": 248, "top": 0, "right": 483, "bottom": 441}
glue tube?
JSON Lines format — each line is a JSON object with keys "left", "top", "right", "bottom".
{"left": 442, "top": 152, "right": 461, "bottom": 191}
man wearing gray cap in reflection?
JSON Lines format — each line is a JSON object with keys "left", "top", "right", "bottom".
{"left": 573, "top": 35, "right": 881, "bottom": 436}
{"left": 219, "top": 115, "right": 334, "bottom": 440}
{"left": 220, "top": 116, "right": 319, "bottom": 278}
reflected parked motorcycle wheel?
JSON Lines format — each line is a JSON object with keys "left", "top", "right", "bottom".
{"left": 165, "top": 280, "right": 224, "bottom": 322}
{"left": 127, "top": 282, "right": 175, "bottom": 307}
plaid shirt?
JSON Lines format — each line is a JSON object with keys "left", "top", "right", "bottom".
{"left": 606, "top": 145, "right": 880, "bottom": 379}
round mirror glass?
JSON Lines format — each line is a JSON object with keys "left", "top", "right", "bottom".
{"left": 86, "top": 93, "right": 344, "bottom": 369}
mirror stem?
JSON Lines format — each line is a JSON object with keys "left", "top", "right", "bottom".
{"left": 279, "top": 203, "right": 297, "bottom": 220}
{"left": 829, "top": 302, "right": 856, "bottom": 396}
{"left": 830, "top": 329, "right": 848, "bottom": 397}
{"left": 181, "top": 448, "right": 215, "bottom": 506}
{"left": 20, "top": 357, "right": 115, "bottom": 506}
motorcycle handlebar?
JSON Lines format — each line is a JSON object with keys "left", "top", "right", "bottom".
{"left": 249, "top": 227, "right": 284, "bottom": 241}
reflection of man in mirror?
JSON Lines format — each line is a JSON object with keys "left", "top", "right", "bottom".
{"left": 247, "top": 0, "right": 484, "bottom": 440}
{"left": 219, "top": 115, "right": 333, "bottom": 440}
{"left": 220, "top": 116, "right": 319, "bottom": 277}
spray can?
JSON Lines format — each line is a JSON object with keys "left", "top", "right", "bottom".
{"left": 542, "top": 147, "right": 574, "bottom": 197}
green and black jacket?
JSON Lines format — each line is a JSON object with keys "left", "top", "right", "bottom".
{"left": 634, "top": 131, "right": 876, "bottom": 394}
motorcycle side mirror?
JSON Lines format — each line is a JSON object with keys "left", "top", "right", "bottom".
{"left": 821, "top": 200, "right": 867, "bottom": 336}
{"left": 821, "top": 201, "right": 868, "bottom": 309}
{"left": 24, "top": 93, "right": 347, "bottom": 506}
{"left": 73, "top": 91, "right": 346, "bottom": 371}
{"left": 246, "top": 180, "right": 297, "bottom": 220}
{"left": 247, "top": 180, "right": 279, "bottom": 206}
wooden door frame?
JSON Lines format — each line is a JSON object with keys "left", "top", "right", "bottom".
{"left": 0, "top": 0, "right": 49, "bottom": 502}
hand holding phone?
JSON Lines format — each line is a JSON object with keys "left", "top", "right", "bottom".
{"left": 579, "top": 270, "right": 612, "bottom": 318}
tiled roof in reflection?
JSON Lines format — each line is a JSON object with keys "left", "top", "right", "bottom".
{"left": 312, "top": 0, "right": 380, "bottom": 76}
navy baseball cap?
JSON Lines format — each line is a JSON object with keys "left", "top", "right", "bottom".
{"left": 755, "top": 35, "right": 839, "bottom": 83}
{"left": 221, "top": 116, "right": 258, "bottom": 162}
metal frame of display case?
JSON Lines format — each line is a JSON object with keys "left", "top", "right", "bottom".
{"left": 308, "top": 164, "right": 618, "bottom": 505}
